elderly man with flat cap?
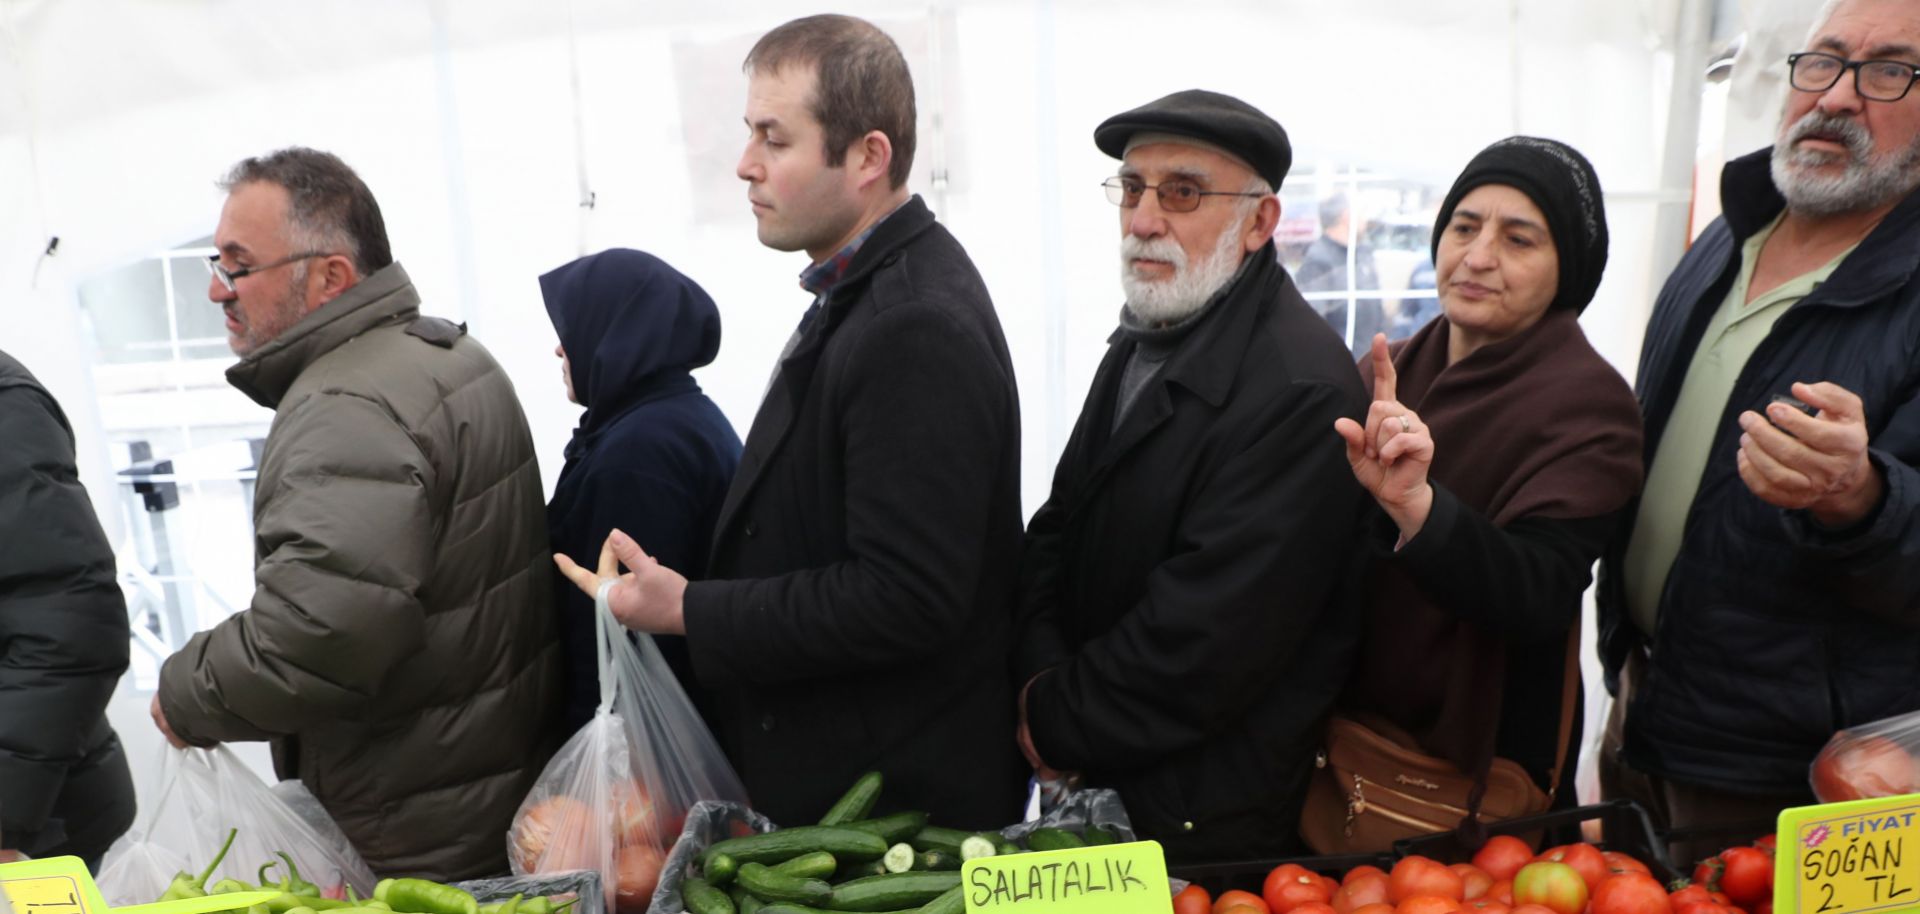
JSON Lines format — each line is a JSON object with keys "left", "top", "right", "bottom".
{"left": 1014, "top": 89, "right": 1368, "bottom": 861}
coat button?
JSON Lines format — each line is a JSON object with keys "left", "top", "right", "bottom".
{"left": 761, "top": 714, "right": 776, "bottom": 731}
{"left": 744, "top": 520, "right": 758, "bottom": 538}
{"left": 1182, "top": 821, "right": 1195, "bottom": 832}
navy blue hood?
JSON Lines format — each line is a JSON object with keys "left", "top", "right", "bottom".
{"left": 540, "top": 248, "right": 722, "bottom": 433}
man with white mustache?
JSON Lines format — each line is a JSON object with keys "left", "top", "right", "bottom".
{"left": 1603, "top": 0, "right": 1920, "bottom": 862}
{"left": 1013, "top": 89, "right": 1367, "bottom": 862}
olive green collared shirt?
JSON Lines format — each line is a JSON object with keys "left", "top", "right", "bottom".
{"left": 1622, "top": 217, "right": 1858, "bottom": 636}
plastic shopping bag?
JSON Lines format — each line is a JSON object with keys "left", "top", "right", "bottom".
{"left": 1812, "top": 707, "right": 1920, "bottom": 803}
{"left": 97, "top": 744, "right": 376, "bottom": 905}
{"left": 508, "top": 583, "right": 748, "bottom": 914}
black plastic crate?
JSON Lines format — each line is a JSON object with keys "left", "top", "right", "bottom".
{"left": 1392, "top": 799, "right": 1681, "bottom": 884}
{"left": 1170, "top": 851, "right": 1396, "bottom": 897}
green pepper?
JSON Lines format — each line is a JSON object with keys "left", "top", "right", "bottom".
{"left": 211, "top": 880, "right": 255, "bottom": 896}
{"left": 503, "top": 898, "right": 574, "bottom": 914}
{"left": 373, "top": 879, "right": 479, "bottom": 914}
{"left": 266, "top": 898, "right": 350, "bottom": 914}
{"left": 287, "top": 907, "right": 318, "bottom": 914}
{"left": 273, "top": 853, "right": 320, "bottom": 897}
{"left": 158, "top": 829, "right": 240, "bottom": 901}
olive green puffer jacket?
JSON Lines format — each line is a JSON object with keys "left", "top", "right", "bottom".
{"left": 159, "top": 264, "right": 561, "bottom": 879}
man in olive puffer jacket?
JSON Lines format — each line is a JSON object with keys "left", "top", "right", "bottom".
{"left": 154, "top": 147, "right": 561, "bottom": 880}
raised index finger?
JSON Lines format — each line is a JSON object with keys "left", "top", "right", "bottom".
{"left": 1370, "top": 333, "right": 1398, "bottom": 404}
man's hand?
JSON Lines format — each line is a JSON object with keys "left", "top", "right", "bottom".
{"left": 553, "top": 529, "right": 688, "bottom": 634}
{"left": 1737, "top": 381, "right": 1883, "bottom": 528}
{"left": 150, "top": 694, "right": 188, "bottom": 749}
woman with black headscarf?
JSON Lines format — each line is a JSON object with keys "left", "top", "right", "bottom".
{"left": 542, "top": 249, "right": 742, "bottom": 734}
{"left": 1309, "top": 138, "right": 1646, "bottom": 846}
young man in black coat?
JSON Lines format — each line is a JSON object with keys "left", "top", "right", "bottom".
{"left": 1014, "top": 90, "right": 1368, "bottom": 862}
{"left": 556, "top": 14, "right": 1026, "bottom": 829}
{"left": 0, "top": 351, "right": 136, "bottom": 870}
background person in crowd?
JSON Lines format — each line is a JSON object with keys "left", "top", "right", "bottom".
{"left": 0, "top": 351, "right": 135, "bottom": 872}
{"left": 555, "top": 15, "right": 1027, "bottom": 829}
{"left": 1012, "top": 89, "right": 1367, "bottom": 863}
{"left": 1329, "top": 137, "right": 1643, "bottom": 818}
{"left": 541, "top": 249, "right": 740, "bottom": 732}
{"left": 152, "top": 147, "right": 560, "bottom": 879}
{"left": 1604, "top": 0, "right": 1920, "bottom": 863}
{"left": 1295, "top": 193, "right": 1385, "bottom": 358}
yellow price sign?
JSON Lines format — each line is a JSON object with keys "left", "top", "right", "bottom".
{"left": 0, "top": 857, "right": 108, "bottom": 914}
{"left": 1777, "top": 795, "right": 1920, "bottom": 914}
{"left": 960, "top": 840, "right": 1170, "bottom": 914}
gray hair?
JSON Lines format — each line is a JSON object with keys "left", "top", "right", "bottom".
{"left": 218, "top": 147, "right": 392, "bottom": 277}
{"left": 1805, "top": 0, "right": 1848, "bottom": 46}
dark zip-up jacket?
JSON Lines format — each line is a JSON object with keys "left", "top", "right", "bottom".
{"left": 1600, "top": 148, "right": 1920, "bottom": 796}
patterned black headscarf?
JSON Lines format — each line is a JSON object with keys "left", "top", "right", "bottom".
{"left": 1432, "top": 136, "right": 1610, "bottom": 313}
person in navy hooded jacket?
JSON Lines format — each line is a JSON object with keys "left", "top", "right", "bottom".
{"left": 541, "top": 248, "right": 742, "bottom": 733}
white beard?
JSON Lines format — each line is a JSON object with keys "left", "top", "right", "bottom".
{"left": 1772, "top": 109, "right": 1920, "bottom": 217}
{"left": 1120, "top": 225, "right": 1246, "bottom": 325}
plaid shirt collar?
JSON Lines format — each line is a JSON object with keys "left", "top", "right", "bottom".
{"left": 798, "top": 203, "right": 904, "bottom": 296}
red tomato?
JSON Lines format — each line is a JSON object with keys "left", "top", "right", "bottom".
{"left": 1266, "top": 864, "right": 1335, "bottom": 914}
{"left": 1392, "top": 857, "right": 1466, "bottom": 903}
{"left": 1335, "top": 874, "right": 1392, "bottom": 914}
{"left": 1692, "top": 857, "right": 1724, "bottom": 894}
{"left": 1218, "top": 890, "right": 1274, "bottom": 914}
{"left": 1475, "top": 836, "right": 1538, "bottom": 882}
{"left": 1467, "top": 901, "right": 1512, "bottom": 914}
{"left": 1296, "top": 903, "right": 1340, "bottom": 914}
{"left": 1591, "top": 873, "right": 1673, "bottom": 914}
{"left": 1452, "top": 865, "right": 1494, "bottom": 901}
{"left": 1354, "top": 904, "right": 1398, "bottom": 914}
{"left": 1488, "top": 882, "right": 1515, "bottom": 905}
{"left": 1753, "top": 835, "right": 1777, "bottom": 858}
{"left": 1756, "top": 902, "right": 1772, "bottom": 914}
{"left": 1719, "top": 847, "right": 1771, "bottom": 907}
{"left": 1513, "top": 862, "right": 1590, "bottom": 914}
{"left": 1175, "top": 885, "right": 1214, "bottom": 914}
{"left": 1348, "top": 866, "right": 1391, "bottom": 886}
{"left": 1510, "top": 904, "right": 1560, "bottom": 914}
{"left": 1398, "top": 896, "right": 1464, "bottom": 914}
{"left": 1603, "top": 852, "right": 1651, "bottom": 876}
{"left": 1223, "top": 907, "right": 1268, "bottom": 914}
{"left": 1669, "top": 886, "right": 1712, "bottom": 911}
{"left": 1678, "top": 902, "right": 1728, "bottom": 914}
{"left": 1812, "top": 735, "right": 1919, "bottom": 803}
{"left": 1536, "top": 843, "right": 1609, "bottom": 893}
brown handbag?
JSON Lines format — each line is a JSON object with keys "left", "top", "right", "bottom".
{"left": 1299, "top": 631, "right": 1580, "bottom": 854}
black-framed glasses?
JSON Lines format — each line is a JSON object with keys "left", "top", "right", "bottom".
{"left": 204, "top": 251, "right": 338, "bottom": 293}
{"left": 1788, "top": 51, "right": 1920, "bottom": 102}
{"left": 1102, "top": 176, "right": 1266, "bottom": 213}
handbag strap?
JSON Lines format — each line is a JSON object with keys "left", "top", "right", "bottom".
{"left": 1544, "top": 623, "right": 1581, "bottom": 801}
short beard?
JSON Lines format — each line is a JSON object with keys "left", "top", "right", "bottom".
{"left": 1120, "top": 218, "right": 1248, "bottom": 325}
{"left": 1772, "top": 109, "right": 1920, "bottom": 217}
{"left": 235, "top": 263, "right": 313, "bottom": 356}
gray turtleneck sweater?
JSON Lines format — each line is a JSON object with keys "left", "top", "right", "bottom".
{"left": 1111, "top": 255, "right": 1256, "bottom": 431}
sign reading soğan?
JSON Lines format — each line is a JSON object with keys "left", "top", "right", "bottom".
{"left": 961, "top": 840, "right": 1171, "bottom": 914}
{"left": 1778, "top": 796, "right": 1920, "bottom": 914}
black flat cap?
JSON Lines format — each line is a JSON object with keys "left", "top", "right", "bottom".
{"left": 1094, "top": 89, "right": 1292, "bottom": 190}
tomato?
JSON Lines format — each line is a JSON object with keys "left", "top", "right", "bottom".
{"left": 1510, "top": 905, "right": 1559, "bottom": 914}
{"left": 1223, "top": 907, "right": 1269, "bottom": 914}
{"left": 1267, "top": 864, "right": 1336, "bottom": 914}
{"left": 1467, "top": 900, "right": 1512, "bottom": 914}
{"left": 1452, "top": 865, "right": 1494, "bottom": 901}
{"left": 612, "top": 844, "right": 663, "bottom": 914}
{"left": 1692, "top": 857, "right": 1724, "bottom": 894}
{"left": 1756, "top": 902, "right": 1772, "bottom": 914}
{"left": 1603, "top": 852, "right": 1651, "bottom": 876}
{"left": 1354, "top": 904, "right": 1398, "bottom": 914}
{"left": 1475, "top": 836, "right": 1538, "bottom": 882}
{"left": 1487, "top": 882, "right": 1514, "bottom": 905}
{"left": 1513, "top": 862, "right": 1590, "bottom": 914}
{"left": 1591, "top": 873, "right": 1673, "bottom": 914}
{"left": 1296, "top": 903, "right": 1340, "bottom": 914}
{"left": 1753, "top": 835, "right": 1777, "bottom": 857}
{"left": 1392, "top": 857, "right": 1466, "bottom": 903}
{"left": 1349, "top": 866, "right": 1391, "bottom": 886}
{"left": 1678, "top": 902, "right": 1728, "bottom": 914}
{"left": 1669, "top": 886, "right": 1712, "bottom": 911}
{"left": 1536, "top": 843, "right": 1609, "bottom": 893}
{"left": 1335, "top": 874, "right": 1392, "bottom": 914}
{"left": 1176, "top": 885, "right": 1214, "bottom": 914}
{"left": 1398, "top": 896, "right": 1464, "bottom": 914}
{"left": 1719, "top": 847, "right": 1772, "bottom": 907}
{"left": 1218, "top": 890, "right": 1274, "bottom": 914}
{"left": 1813, "top": 736, "right": 1919, "bottom": 802}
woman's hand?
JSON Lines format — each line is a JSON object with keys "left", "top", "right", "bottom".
{"left": 1334, "top": 333, "right": 1436, "bottom": 542}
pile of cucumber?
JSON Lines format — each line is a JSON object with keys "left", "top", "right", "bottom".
{"left": 676, "top": 772, "right": 1121, "bottom": 914}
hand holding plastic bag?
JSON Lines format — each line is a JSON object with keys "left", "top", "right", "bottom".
{"left": 509, "top": 582, "right": 747, "bottom": 914}
{"left": 1812, "top": 708, "right": 1920, "bottom": 803}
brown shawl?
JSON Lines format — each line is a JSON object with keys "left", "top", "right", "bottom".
{"left": 1346, "top": 308, "right": 1643, "bottom": 786}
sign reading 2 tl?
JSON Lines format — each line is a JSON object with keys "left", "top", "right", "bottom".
{"left": 1778, "top": 796, "right": 1920, "bottom": 914}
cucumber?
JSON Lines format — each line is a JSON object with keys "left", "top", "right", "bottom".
{"left": 994, "top": 840, "right": 1021, "bottom": 857}
{"left": 881, "top": 843, "right": 916, "bottom": 874}
{"left": 707, "top": 852, "right": 741, "bottom": 885}
{"left": 772, "top": 852, "right": 839, "bottom": 880}
{"left": 729, "top": 887, "right": 763, "bottom": 914}
{"left": 907, "top": 826, "right": 973, "bottom": 855}
{"left": 1085, "top": 825, "right": 1118, "bottom": 846}
{"left": 818, "top": 772, "right": 883, "bottom": 826}
{"left": 827, "top": 872, "right": 964, "bottom": 912}
{"left": 912, "top": 850, "right": 959, "bottom": 872}
{"left": 1025, "top": 827, "right": 1085, "bottom": 852}
{"left": 706, "top": 826, "right": 890, "bottom": 869}
{"left": 917, "top": 887, "right": 964, "bottom": 914}
{"left": 833, "top": 860, "right": 889, "bottom": 883}
{"left": 736, "top": 863, "right": 832, "bottom": 907}
{"left": 754, "top": 907, "right": 840, "bottom": 914}
{"left": 844, "top": 812, "right": 928, "bottom": 845}
{"left": 682, "top": 878, "right": 735, "bottom": 914}
{"left": 958, "top": 835, "right": 997, "bottom": 861}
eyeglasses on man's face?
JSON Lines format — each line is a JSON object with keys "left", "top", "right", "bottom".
{"left": 205, "top": 251, "right": 338, "bottom": 294}
{"left": 1788, "top": 51, "right": 1920, "bottom": 102}
{"left": 1102, "top": 176, "right": 1266, "bottom": 214}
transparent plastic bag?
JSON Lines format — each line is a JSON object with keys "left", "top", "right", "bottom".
{"left": 1001, "top": 787, "right": 1137, "bottom": 845}
{"left": 647, "top": 801, "right": 774, "bottom": 914}
{"left": 98, "top": 744, "right": 376, "bottom": 904}
{"left": 509, "top": 583, "right": 748, "bottom": 914}
{"left": 1811, "top": 708, "right": 1920, "bottom": 803}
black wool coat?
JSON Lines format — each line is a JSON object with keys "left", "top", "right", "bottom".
{"left": 683, "top": 196, "right": 1028, "bottom": 829}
